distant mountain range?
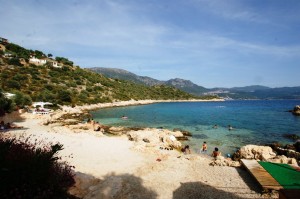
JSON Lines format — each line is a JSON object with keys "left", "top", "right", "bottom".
{"left": 88, "top": 67, "right": 300, "bottom": 99}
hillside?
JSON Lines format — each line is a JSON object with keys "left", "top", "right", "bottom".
{"left": 89, "top": 67, "right": 300, "bottom": 99}
{"left": 0, "top": 41, "right": 199, "bottom": 107}
{"left": 88, "top": 67, "right": 163, "bottom": 86}
{"left": 88, "top": 67, "right": 208, "bottom": 95}
{"left": 207, "top": 86, "right": 300, "bottom": 100}
{"left": 165, "top": 78, "right": 208, "bottom": 96}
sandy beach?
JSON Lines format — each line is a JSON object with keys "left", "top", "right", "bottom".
{"left": 2, "top": 100, "right": 277, "bottom": 199}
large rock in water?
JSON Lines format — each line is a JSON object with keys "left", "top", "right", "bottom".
{"left": 292, "top": 105, "right": 300, "bottom": 116}
{"left": 237, "top": 145, "right": 276, "bottom": 161}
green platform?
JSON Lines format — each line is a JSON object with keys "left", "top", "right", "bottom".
{"left": 259, "top": 162, "right": 300, "bottom": 189}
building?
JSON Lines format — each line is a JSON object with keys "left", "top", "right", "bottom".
{"left": 47, "top": 59, "right": 61, "bottom": 68}
{"left": 3, "top": 53, "right": 14, "bottom": 58}
{"left": 29, "top": 56, "right": 47, "bottom": 66}
{"left": 4, "top": 92, "right": 15, "bottom": 99}
{"left": 0, "top": 37, "right": 8, "bottom": 44}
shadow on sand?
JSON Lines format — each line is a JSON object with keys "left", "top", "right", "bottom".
{"left": 0, "top": 110, "right": 27, "bottom": 123}
{"left": 173, "top": 181, "right": 250, "bottom": 199}
{"left": 70, "top": 172, "right": 158, "bottom": 199}
{"left": 71, "top": 168, "right": 266, "bottom": 199}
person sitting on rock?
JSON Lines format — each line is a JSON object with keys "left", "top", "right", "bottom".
{"left": 181, "top": 145, "right": 191, "bottom": 154}
{"left": 93, "top": 121, "right": 102, "bottom": 131}
{"left": 212, "top": 147, "right": 221, "bottom": 158}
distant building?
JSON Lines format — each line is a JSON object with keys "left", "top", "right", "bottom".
{"left": 4, "top": 92, "right": 15, "bottom": 99}
{"left": 3, "top": 53, "right": 14, "bottom": 58}
{"left": 0, "top": 37, "right": 8, "bottom": 44}
{"left": 46, "top": 59, "right": 61, "bottom": 68}
{"left": 29, "top": 56, "right": 47, "bottom": 66}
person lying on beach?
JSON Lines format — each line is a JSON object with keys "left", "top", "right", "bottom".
{"left": 212, "top": 147, "right": 221, "bottom": 158}
{"left": 0, "top": 121, "right": 5, "bottom": 130}
{"left": 3, "top": 122, "right": 23, "bottom": 129}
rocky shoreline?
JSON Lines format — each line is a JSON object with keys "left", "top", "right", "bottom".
{"left": 41, "top": 100, "right": 300, "bottom": 168}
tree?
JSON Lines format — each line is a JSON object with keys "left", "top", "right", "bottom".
{"left": 34, "top": 50, "right": 45, "bottom": 58}
{"left": 47, "top": 53, "right": 53, "bottom": 58}
{"left": 5, "top": 43, "right": 31, "bottom": 59}
{"left": 57, "top": 90, "right": 72, "bottom": 103}
{"left": 6, "top": 80, "right": 21, "bottom": 90}
{"left": 13, "top": 91, "right": 32, "bottom": 108}
{"left": 8, "top": 58, "right": 23, "bottom": 66}
{"left": 0, "top": 92, "right": 15, "bottom": 116}
{"left": 55, "top": 57, "right": 73, "bottom": 66}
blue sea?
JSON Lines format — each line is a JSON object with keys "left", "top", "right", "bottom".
{"left": 91, "top": 100, "right": 300, "bottom": 155}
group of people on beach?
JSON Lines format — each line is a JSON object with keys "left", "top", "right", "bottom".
{"left": 182, "top": 141, "right": 222, "bottom": 158}
{"left": 87, "top": 118, "right": 104, "bottom": 132}
{"left": 0, "top": 120, "right": 23, "bottom": 131}
{"left": 200, "top": 141, "right": 222, "bottom": 158}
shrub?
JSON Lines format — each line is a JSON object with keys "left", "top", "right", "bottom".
{"left": 13, "top": 91, "right": 32, "bottom": 108}
{"left": 0, "top": 92, "right": 15, "bottom": 116}
{"left": 7, "top": 58, "right": 23, "bottom": 66}
{"left": 0, "top": 136, "right": 76, "bottom": 198}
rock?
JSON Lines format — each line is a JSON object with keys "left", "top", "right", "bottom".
{"left": 283, "top": 133, "right": 300, "bottom": 141}
{"left": 143, "top": 138, "right": 150, "bottom": 143}
{"left": 270, "top": 141, "right": 300, "bottom": 160}
{"left": 294, "top": 140, "right": 300, "bottom": 152}
{"left": 127, "top": 129, "right": 160, "bottom": 143}
{"left": 61, "top": 119, "right": 80, "bottom": 125}
{"left": 209, "top": 156, "right": 241, "bottom": 167}
{"left": 267, "top": 155, "right": 298, "bottom": 165}
{"left": 237, "top": 145, "right": 276, "bottom": 161}
{"left": 107, "top": 126, "right": 128, "bottom": 135}
{"left": 173, "top": 128, "right": 192, "bottom": 136}
{"left": 175, "top": 136, "right": 189, "bottom": 141}
{"left": 268, "top": 155, "right": 288, "bottom": 164}
{"left": 127, "top": 128, "right": 182, "bottom": 149}
{"left": 292, "top": 105, "right": 300, "bottom": 116}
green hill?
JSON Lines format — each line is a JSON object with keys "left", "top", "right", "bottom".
{"left": 88, "top": 67, "right": 209, "bottom": 95}
{"left": 0, "top": 41, "right": 198, "bottom": 107}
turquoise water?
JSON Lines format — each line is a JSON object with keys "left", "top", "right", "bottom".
{"left": 91, "top": 100, "right": 300, "bottom": 155}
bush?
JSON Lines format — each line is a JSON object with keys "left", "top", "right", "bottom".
{"left": 0, "top": 137, "right": 76, "bottom": 198}
{"left": 0, "top": 92, "right": 15, "bottom": 116}
{"left": 8, "top": 58, "right": 23, "bottom": 66}
{"left": 13, "top": 91, "right": 32, "bottom": 108}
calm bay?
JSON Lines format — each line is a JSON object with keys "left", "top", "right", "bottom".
{"left": 91, "top": 100, "right": 300, "bottom": 155}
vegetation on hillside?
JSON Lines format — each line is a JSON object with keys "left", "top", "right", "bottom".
{"left": 0, "top": 137, "right": 75, "bottom": 198}
{"left": 0, "top": 42, "right": 203, "bottom": 108}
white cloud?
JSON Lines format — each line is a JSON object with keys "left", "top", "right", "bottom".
{"left": 1, "top": 0, "right": 300, "bottom": 87}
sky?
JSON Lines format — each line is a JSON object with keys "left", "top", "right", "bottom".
{"left": 1, "top": 0, "right": 300, "bottom": 88}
